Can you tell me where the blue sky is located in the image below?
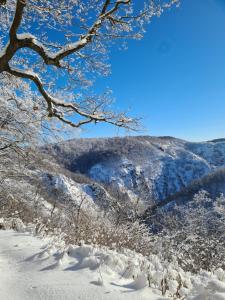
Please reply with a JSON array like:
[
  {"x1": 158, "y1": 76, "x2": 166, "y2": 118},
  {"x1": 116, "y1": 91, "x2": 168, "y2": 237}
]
[{"x1": 81, "y1": 0, "x2": 225, "y2": 141}]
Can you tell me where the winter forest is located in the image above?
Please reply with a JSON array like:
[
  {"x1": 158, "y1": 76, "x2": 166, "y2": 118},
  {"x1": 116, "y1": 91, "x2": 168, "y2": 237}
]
[{"x1": 1, "y1": 0, "x2": 225, "y2": 299}]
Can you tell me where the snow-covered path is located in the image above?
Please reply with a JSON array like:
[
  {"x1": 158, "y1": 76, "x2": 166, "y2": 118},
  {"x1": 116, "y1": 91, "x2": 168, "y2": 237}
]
[{"x1": 0, "y1": 230, "x2": 165, "y2": 300}]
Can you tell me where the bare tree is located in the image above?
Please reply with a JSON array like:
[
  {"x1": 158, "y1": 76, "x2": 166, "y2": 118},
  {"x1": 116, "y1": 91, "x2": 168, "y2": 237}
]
[{"x1": 0, "y1": 0, "x2": 178, "y2": 131}]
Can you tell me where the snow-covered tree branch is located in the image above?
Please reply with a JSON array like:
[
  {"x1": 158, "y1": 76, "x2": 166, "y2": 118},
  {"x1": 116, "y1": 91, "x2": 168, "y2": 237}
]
[{"x1": 0, "y1": 0, "x2": 178, "y2": 129}]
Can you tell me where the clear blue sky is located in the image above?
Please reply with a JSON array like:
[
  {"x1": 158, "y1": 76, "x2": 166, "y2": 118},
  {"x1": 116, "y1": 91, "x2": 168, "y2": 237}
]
[{"x1": 81, "y1": 0, "x2": 225, "y2": 142}]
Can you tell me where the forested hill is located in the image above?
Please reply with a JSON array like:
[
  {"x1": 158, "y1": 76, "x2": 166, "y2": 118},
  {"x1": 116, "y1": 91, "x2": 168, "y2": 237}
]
[{"x1": 43, "y1": 136, "x2": 225, "y2": 206}]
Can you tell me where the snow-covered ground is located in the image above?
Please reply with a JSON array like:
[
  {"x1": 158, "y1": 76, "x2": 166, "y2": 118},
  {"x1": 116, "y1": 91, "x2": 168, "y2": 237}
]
[
  {"x1": 0, "y1": 230, "x2": 165, "y2": 300},
  {"x1": 1, "y1": 229, "x2": 225, "y2": 300}
]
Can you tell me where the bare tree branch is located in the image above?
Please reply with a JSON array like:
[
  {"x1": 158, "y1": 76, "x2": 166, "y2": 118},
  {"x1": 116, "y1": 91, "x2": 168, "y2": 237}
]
[
  {"x1": 9, "y1": 0, "x2": 26, "y2": 40},
  {"x1": 0, "y1": 0, "x2": 178, "y2": 131},
  {"x1": 6, "y1": 65, "x2": 138, "y2": 129}
]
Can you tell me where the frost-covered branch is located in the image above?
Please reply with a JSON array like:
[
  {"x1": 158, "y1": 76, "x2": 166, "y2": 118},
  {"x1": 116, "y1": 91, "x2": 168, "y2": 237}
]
[
  {"x1": 0, "y1": 0, "x2": 179, "y2": 130},
  {"x1": 7, "y1": 65, "x2": 139, "y2": 129}
]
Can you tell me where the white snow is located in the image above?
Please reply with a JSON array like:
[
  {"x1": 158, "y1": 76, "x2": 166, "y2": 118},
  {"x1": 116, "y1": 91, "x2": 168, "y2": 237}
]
[
  {"x1": 47, "y1": 174, "x2": 98, "y2": 213},
  {"x1": 17, "y1": 33, "x2": 37, "y2": 40},
  {"x1": 1, "y1": 227, "x2": 225, "y2": 300},
  {"x1": 54, "y1": 38, "x2": 87, "y2": 57},
  {"x1": 0, "y1": 230, "x2": 165, "y2": 300},
  {"x1": 16, "y1": 33, "x2": 87, "y2": 60}
]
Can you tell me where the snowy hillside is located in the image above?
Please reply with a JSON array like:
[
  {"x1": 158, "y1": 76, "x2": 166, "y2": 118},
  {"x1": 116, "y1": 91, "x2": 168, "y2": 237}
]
[
  {"x1": 44, "y1": 136, "x2": 225, "y2": 206},
  {"x1": 2, "y1": 225, "x2": 225, "y2": 300},
  {"x1": 0, "y1": 230, "x2": 162, "y2": 300}
]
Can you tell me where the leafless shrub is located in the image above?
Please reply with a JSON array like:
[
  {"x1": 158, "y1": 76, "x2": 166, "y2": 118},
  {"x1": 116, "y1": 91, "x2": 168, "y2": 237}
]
[{"x1": 147, "y1": 191, "x2": 225, "y2": 272}]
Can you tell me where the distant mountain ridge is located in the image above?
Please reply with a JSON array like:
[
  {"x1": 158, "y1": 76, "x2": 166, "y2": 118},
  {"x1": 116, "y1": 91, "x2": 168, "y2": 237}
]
[{"x1": 43, "y1": 136, "x2": 225, "y2": 208}]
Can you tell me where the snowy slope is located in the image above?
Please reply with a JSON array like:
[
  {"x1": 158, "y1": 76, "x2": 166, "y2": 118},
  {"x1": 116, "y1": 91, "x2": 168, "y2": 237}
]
[
  {"x1": 0, "y1": 230, "x2": 167, "y2": 300},
  {"x1": 1, "y1": 229, "x2": 225, "y2": 300},
  {"x1": 41, "y1": 172, "x2": 119, "y2": 215}
]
